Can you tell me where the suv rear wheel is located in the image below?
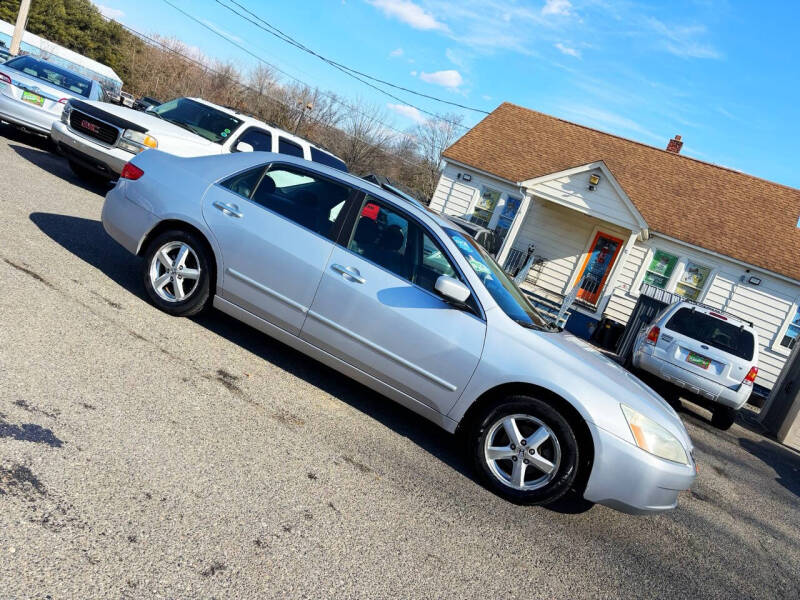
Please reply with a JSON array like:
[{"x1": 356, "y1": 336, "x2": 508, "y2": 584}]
[
  {"x1": 711, "y1": 405, "x2": 737, "y2": 430},
  {"x1": 468, "y1": 396, "x2": 580, "y2": 505}
]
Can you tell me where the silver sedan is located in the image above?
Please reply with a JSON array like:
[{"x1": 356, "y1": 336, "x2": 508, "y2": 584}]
[
  {"x1": 101, "y1": 150, "x2": 697, "y2": 513},
  {"x1": 0, "y1": 55, "x2": 104, "y2": 135}
]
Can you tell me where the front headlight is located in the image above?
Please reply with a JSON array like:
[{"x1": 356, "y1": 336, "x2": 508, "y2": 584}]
[
  {"x1": 121, "y1": 129, "x2": 158, "y2": 151},
  {"x1": 620, "y1": 404, "x2": 689, "y2": 465}
]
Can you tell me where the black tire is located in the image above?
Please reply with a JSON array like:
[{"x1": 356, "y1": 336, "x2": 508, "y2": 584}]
[
  {"x1": 141, "y1": 229, "x2": 212, "y2": 317},
  {"x1": 469, "y1": 396, "x2": 580, "y2": 505},
  {"x1": 711, "y1": 405, "x2": 737, "y2": 430}
]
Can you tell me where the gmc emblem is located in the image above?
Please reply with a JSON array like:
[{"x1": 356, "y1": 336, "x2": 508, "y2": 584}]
[{"x1": 80, "y1": 119, "x2": 100, "y2": 134}]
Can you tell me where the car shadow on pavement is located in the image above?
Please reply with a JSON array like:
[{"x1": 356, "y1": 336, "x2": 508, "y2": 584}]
[
  {"x1": 29, "y1": 212, "x2": 146, "y2": 303},
  {"x1": 2, "y1": 128, "x2": 111, "y2": 196},
  {"x1": 739, "y1": 437, "x2": 800, "y2": 498}
]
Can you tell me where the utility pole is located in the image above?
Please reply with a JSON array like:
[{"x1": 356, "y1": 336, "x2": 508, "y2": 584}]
[
  {"x1": 293, "y1": 100, "x2": 313, "y2": 135},
  {"x1": 10, "y1": 0, "x2": 32, "y2": 56}
]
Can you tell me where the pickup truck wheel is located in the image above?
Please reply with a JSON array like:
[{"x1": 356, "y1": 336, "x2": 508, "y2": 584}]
[
  {"x1": 469, "y1": 396, "x2": 579, "y2": 505},
  {"x1": 142, "y1": 230, "x2": 211, "y2": 317},
  {"x1": 711, "y1": 405, "x2": 737, "y2": 430}
]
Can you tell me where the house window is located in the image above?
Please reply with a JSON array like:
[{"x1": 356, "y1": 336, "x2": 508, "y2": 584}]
[
  {"x1": 675, "y1": 261, "x2": 711, "y2": 301},
  {"x1": 642, "y1": 250, "x2": 679, "y2": 289},
  {"x1": 780, "y1": 307, "x2": 800, "y2": 349},
  {"x1": 470, "y1": 187, "x2": 501, "y2": 228}
]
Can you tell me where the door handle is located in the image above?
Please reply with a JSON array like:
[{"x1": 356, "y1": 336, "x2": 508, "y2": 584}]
[
  {"x1": 212, "y1": 200, "x2": 243, "y2": 218},
  {"x1": 331, "y1": 263, "x2": 366, "y2": 284}
]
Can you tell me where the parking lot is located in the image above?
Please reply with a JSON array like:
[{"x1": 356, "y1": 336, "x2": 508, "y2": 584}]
[{"x1": 0, "y1": 126, "x2": 798, "y2": 599}]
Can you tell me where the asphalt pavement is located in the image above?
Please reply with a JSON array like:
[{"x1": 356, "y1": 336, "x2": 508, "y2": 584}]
[{"x1": 1, "y1": 125, "x2": 798, "y2": 599}]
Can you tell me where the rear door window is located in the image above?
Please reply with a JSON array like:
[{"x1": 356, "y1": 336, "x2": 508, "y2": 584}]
[
  {"x1": 278, "y1": 137, "x2": 304, "y2": 158},
  {"x1": 665, "y1": 308, "x2": 755, "y2": 360},
  {"x1": 250, "y1": 164, "x2": 355, "y2": 239},
  {"x1": 235, "y1": 127, "x2": 272, "y2": 152}
]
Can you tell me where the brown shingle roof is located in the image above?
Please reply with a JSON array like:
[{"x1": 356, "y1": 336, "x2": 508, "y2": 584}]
[{"x1": 444, "y1": 102, "x2": 800, "y2": 281}]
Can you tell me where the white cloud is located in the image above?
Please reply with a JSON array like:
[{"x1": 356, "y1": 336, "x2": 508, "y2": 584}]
[
  {"x1": 387, "y1": 103, "x2": 426, "y2": 124},
  {"x1": 93, "y1": 3, "x2": 124, "y2": 19},
  {"x1": 418, "y1": 69, "x2": 463, "y2": 89},
  {"x1": 200, "y1": 19, "x2": 245, "y2": 44},
  {"x1": 560, "y1": 104, "x2": 662, "y2": 144},
  {"x1": 554, "y1": 42, "x2": 580, "y2": 58},
  {"x1": 410, "y1": 70, "x2": 418, "y2": 76},
  {"x1": 389, "y1": 47, "x2": 404, "y2": 58},
  {"x1": 367, "y1": 0, "x2": 448, "y2": 31},
  {"x1": 645, "y1": 18, "x2": 721, "y2": 59},
  {"x1": 541, "y1": 0, "x2": 571, "y2": 16}
]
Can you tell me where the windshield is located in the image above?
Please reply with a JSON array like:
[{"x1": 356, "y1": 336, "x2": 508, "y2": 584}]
[
  {"x1": 5, "y1": 56, "x2": 92, "y2": 98},
  {"x1": 150, "y1": 98, "x2": 243, "y2": 144},
  {"x1": 446, "y1": 228, "x2": 551, "y2": 330}
]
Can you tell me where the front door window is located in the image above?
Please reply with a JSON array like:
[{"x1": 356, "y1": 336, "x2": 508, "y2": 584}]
[{"x1": 575, "y1": 232, "x2": 624, "y2": 306}]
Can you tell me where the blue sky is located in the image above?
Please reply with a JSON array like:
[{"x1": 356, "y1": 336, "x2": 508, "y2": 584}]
[{"x1": 94, "y1": 0, "x2": 800, "y2": 188}]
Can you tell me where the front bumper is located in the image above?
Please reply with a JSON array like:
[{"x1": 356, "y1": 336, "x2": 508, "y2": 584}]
[
  {"x1": 51, "y1": 120, "x2": 132, "y2": 177},
  {"x1": 634, "y1": 349, "x2": 749, "y2": 409},
  {"x1": 583, "y1": 421, "x2": 696, "y2": 514},
  {"x1": 0, "y1": 93, "x2": 59, "y2": 134}
]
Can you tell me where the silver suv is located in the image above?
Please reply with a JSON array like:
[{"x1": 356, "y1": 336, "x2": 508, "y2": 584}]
[{"x1": 632, "y1": 301, "x2": 758, "y2": 430}]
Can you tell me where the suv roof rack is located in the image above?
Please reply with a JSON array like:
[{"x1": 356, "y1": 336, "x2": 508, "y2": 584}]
[{"x1": 639, "y1": 283, "x2": 754, "y2": 327}]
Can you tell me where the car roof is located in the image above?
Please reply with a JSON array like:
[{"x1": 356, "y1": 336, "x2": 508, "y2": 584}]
[{"x1": 187, "y1": 97, "x2": 344, "y2": 162}]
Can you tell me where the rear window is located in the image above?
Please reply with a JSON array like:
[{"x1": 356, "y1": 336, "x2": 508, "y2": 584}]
[
  {"x1": 310, "y1": 147, "x2": 348, "y2": 171},
  {"x1": 666, "y1": 308, "x2": 755, "y2": 360},
  {"x1": 4, "y1": 55, "x2": 92, "y2": 97}
]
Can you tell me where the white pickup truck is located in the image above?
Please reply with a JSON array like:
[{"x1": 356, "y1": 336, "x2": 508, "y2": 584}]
[{"x1": 50, "y1": 96, "x2": 347, "y2": 181}]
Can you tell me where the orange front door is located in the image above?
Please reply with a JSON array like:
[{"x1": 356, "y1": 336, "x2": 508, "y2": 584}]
[{"x1": 575, "y1": 232, "x2": 624, "y2": 305}]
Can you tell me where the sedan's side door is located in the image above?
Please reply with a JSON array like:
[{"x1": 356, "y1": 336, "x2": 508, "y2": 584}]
[
  {"x1": 202, "y1": 162, "x2": 361, "y2": 335},
  {"x1": 300, "y1": 196, "x2": 486, "y2": 415}
]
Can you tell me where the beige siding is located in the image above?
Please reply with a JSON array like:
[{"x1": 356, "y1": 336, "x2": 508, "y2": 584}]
[
  {"x1": 527, "y1": 167, "x2": 641, "y2": 231},
  {"x1": 603, "y1": 244, "x2": 647, "y2": 323},
  {"x1": 429, "y1": 163, "x2": 520, "y2": 218}
]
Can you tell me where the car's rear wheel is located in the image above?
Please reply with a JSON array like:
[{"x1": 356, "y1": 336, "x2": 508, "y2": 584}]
[
  {"x1": 142, "y1": 229, "x2": 211, "y2": 317},
  {"x1": 469, "y1": 396, "x2": 580, "y2": 505},
  {"x1": 711, "y1": 405, "x2": 737, "y2": 430}
]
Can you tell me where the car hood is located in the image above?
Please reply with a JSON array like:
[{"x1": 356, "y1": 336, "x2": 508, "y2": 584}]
[
  {"x1": 538, "y1": 330, "x2": 692, "y2": 448},
  {"x1": 83, "y1": 102, "x2": 223, "y2": 155}
]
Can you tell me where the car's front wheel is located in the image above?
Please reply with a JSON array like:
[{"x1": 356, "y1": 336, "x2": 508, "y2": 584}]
[
  {"x1": 469, "y1": 396, "x2": 580, "y2": 505},
  {"x1": 142, "y1": 229, "x2": 211, "y2": 317}
]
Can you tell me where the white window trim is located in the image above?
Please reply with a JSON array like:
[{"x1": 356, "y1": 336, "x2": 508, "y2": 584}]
[
  {"x1": 630, "y1": 247, "x2": 717, "y2": 303},
  {"x1": 771, "y1": 296, "x2": 800, "y2": 356}
]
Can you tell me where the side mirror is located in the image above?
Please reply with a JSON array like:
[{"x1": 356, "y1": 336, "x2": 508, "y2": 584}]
[
  {"x1": 435, "y1": 275, "x2": 471, "y2": 304},
  {"x1": 234, "y1": 141, "x2": 254, "y2": 153}
]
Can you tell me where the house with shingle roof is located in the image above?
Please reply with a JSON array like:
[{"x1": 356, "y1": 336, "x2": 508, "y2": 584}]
[{"x1": 429, "y1": 102, "x2": 800, "y2": 410}]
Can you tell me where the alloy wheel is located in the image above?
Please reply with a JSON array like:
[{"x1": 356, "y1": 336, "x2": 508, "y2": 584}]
[
  {"x1": 148, "y1": 241, "x2": 202, "y2": 303},
  {"x1": 483, "y1": 414, "x2": 561, "y2": 491}
]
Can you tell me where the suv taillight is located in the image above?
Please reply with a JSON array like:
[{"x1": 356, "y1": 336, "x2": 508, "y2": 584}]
[
  {"x1": 120, "y1": 162, "x2": 144, "y2": 180},
  {"x1": 0, "y1": 71, "x2": 11, "y2": 85},
  {"x1": 645, "y1": 326, "x2": 660, "y2": 345},
  {"x1": 743, "y1": 366, "x2": 758, "y2": 386}
]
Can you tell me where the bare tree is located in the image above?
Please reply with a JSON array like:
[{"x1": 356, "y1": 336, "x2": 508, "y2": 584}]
[
  {"x1": 415, "y1": 113, "x2": 464, "y2": 200},
  {"x1": 330, "y1": 101, "x2": 395, "y2": 175}
]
